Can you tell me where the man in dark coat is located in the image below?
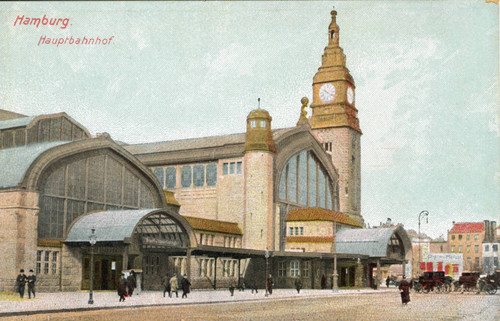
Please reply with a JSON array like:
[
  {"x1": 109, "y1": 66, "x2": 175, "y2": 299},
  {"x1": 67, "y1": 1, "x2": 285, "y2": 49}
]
[
  {"x1": 321, "y1": 274, "x2": 327, "y2": 289},
  {"x1": 27, "y1": 269, "x2": 36, "y2": 299},
  {"x1": 386, "y1": 276, "x2": 391, "y2": 288},
  {"x1": 16, "y1": 269, "x2": 27, "y2": 299},
  {"x1": 398, "y1": 277, "x2": 412, "y2": 305},
  {"x1": 266, "y1": 274, "x2": 274, "y2": 295},
  {"x1": 118, "y1": 274, "x2": 128, "y2": 302},
  {"x1": 295, "y1": 277, "x2": 302, "y2": 294},
  {"x1": 127, "y1": 270, "x2": 136, "y2": 296},
  {"x1": 180, "y1": 274, "x2": 191, "y2": 298}
]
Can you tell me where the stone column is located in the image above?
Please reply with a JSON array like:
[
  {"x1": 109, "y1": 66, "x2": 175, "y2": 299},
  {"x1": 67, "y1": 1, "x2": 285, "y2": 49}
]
[
  {"x1": 355, "y1": 259, "x2": 363, "y2": 288},
  {"x1": 122, "y1": 245, "x2": 129, "y2": 271},
  {"x1": 332, "y1": 255, "x2": 338, "y2": 290},
  {"x1": 186, "y1": 249, "x2": 192, "y2": 280},
  {"x1": 376, "y1": 259, "x2": 381, "y2": 290}
]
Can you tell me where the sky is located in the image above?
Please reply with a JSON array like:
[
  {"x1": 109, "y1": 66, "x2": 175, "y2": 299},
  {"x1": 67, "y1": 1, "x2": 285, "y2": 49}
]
[{"x1": 0, "y1": 1, "x2": 498, "y2": 239}]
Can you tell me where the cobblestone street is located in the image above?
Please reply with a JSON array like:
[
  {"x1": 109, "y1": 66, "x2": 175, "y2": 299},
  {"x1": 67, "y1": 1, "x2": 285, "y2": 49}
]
[{"x1": 1, "y1": 289, "x2": 498, "y2": 320}]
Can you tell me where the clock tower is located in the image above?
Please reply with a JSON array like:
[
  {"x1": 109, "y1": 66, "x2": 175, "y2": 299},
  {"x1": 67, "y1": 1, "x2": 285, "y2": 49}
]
[{"x1": 310, "y1": 9, "x2": 362, "y2": 223}]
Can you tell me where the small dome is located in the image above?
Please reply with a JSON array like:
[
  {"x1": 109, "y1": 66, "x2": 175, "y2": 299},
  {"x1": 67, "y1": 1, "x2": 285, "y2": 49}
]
[
  {"x1": 244, "y1": 108, "x2": 276, "y2": 154},
  {"x1": 247, "y1": 108, "x2": 272, "y2": 120}
]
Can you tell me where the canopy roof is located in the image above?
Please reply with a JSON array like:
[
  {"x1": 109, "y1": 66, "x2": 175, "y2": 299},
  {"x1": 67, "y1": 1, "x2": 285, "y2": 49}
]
[
  {"x1": 0, "y1": 141, "x2": 68, "y2": 188},
  {"x1": 66, "y1": 209, "x2": 196, "y2": 247},
  {"x1": 335, "y1": 226, "x2": 411, "y2": 258}
]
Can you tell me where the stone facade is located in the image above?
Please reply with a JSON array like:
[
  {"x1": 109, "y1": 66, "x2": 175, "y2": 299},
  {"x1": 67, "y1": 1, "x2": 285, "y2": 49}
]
[
  {"x1": 311, "y1": 127, "x2": 361, "y2": 222},
  {"x1": 0, "y1": 190, "x2": 38, "y2": 291},
  {"x1": 243, "y1": 151, "x2": 274, "y2": 250}
]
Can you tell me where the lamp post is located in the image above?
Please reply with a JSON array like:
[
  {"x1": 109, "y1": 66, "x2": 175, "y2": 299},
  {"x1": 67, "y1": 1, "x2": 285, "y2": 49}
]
[
  {"x1": 418, "y1": 211, "x2": 429, "y2": 274},
  {"x1": 88, "y1": 228, "x2": 96, "y2": 305},
  {"x1": 265, "y1": 248, "x2": 269, "y2": 297}
]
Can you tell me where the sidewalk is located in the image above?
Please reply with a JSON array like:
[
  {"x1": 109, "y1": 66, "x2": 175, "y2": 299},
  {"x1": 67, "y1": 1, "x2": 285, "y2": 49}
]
[{"x1": 0, "y1": 287, "x2": 393, "y2": 316}]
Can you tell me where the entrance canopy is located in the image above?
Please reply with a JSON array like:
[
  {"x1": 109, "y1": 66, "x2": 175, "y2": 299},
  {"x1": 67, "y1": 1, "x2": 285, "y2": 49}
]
[
  {"x1": 66, "y1": 208, "x2": 196, "y2": 248},
  {"x1": 335, "y1": 226, "x2": 411, "y2": 260}
]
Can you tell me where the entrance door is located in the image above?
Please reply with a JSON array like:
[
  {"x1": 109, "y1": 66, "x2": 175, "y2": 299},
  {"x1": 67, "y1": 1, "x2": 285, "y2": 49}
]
[
  {"x1": 82, "y1": 255, "x2": 122, "y2": 290},
  {"x1": 142, "y1": 253, "x2": 169, "y2": 290}
]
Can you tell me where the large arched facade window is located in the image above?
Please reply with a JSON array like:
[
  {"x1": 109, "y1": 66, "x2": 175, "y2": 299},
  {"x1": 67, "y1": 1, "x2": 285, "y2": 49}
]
[
  {"x1": 38, "y1": 150, "x2": 160, "y2": 240},
  {"x1": 278, "y1": 150, "x2": 338, "y2": 211}
]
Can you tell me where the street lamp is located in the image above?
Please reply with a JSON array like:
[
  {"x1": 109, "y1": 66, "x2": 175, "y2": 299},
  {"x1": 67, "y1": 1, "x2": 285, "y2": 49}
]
[
  {"x1": 88, "y1": 228, "x2": 96, "y2": 305},
  {"x1": 265, "y1": 248, "x2": 269, "y2": 297},
  {"x1": 418, "y1": 211, "x2": 429, "y2": 273}
]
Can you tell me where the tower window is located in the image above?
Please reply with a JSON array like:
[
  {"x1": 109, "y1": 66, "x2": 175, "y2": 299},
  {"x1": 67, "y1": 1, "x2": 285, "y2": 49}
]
[
  {"x1": 260, "y1": 120, "x2": 266, "y2": 128},
  {"x1": 330, "y1": 30, "x2": 335, "y2": 39},
  {"x1": 250, "y1": 120, "x2": 256, "y2": 128}
]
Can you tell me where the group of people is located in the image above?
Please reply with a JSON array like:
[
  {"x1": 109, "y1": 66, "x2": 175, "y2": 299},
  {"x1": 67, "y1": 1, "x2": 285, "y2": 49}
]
[
  {"x1": 162, "y1": 274, "x2": 191, "y2": 299},
  {"x1": 117, "y1": 270, "x2": 137, "y2": 302},
  {"x1": 15, "y1": 269, "x2": 37, "y2": 299}
]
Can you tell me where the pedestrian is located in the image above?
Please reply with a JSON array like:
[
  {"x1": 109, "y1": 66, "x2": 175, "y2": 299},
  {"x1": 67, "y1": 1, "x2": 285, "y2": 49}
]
[
  {"x1": 266, "y1": 274, "x2": 274, "y2": 295},
  {"x1": 180, "y1": 274, "x2": 191, "y2": 298},
  {"x1": 238, "y1": 278, "x2": 245, "y2": 292},
  {"x1": 386, "y1": 275, "x2": 391, "y2": 288},
  {"x1": 229, "y1": 278, "x2": 236, "y2": 296},
  {"x1": 321, "y1": 274, "x2": 326, "y2": 289},
  {"x1": 247, "y1": 278, "x2": 258, "y2": 294},
  {"x1": 118, "y1": 273, "x2": 128, "y2": 302},
  {"x1": 163, "y1": 274, "x2": 171, "y2": 298},
  {"x1": 398, "y1": 276, "x2": 411, "y2": 305},
  {"x1": 127, "y1": 270, "x2": 136, "y2": 296},
  {"x1": 27, "y1": 269, "x2": 36, "y2": 299},
  {"x1": 15, "y1": 269, "x2": 27, "y2": 299},
  {"x1": 170, "y1": 274, "x2": 179, "y2": 298},
  {"x1": 295, "y1": 277, "x2": 302, "y2": 294}
]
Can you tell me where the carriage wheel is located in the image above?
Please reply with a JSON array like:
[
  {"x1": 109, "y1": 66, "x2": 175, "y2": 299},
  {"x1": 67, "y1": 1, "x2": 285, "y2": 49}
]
[
  {"x1": 423, "y1": 286, "x2": 430, "y2": 294},
  {"x1": 443, "y1": 284, "x2": 450, "y2": 293},
  {"x1": 435, "y1": 285, "x2": 442, "y2": 293},
  {"x1": 485, "y1": 285, "x2": 497, "y2": 295}
]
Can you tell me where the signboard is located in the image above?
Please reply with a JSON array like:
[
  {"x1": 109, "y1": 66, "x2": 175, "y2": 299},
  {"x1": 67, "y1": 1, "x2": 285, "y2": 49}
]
[{"x1": 425, "y1": 253, "x2": 463, "y2": 279}]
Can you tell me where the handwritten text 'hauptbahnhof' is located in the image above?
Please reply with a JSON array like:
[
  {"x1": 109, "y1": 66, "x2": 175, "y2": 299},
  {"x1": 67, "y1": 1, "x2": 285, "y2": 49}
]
[{"x1": 14, "y1": 15, "x2": 114, "y2": 46}]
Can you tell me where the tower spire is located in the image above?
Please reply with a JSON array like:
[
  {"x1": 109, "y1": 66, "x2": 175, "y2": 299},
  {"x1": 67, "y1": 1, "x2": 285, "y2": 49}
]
[{"x1": 309, "y1": 8, "x2": 360, "y2": 133}]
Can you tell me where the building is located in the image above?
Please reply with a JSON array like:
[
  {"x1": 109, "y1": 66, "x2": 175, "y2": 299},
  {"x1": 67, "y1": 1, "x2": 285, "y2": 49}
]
[
  {"x1": 448, "y1": 221, "x2": 488, "y2": 272},
  {"x1": 482, "y1": 220, "x2": 498, "y2": 274},
  {"x1": 0, "y1": 9, "x2": 411, "y2": 293}
]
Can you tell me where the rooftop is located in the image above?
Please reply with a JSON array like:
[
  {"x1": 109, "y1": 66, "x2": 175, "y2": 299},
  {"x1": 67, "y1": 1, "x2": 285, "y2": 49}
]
[
  {"x1": 449, "y1": 222, "x2": 484, "y2": 234},
  {"x1": 183, "y1": 216, "x2": 243, "y2": 235},
  {"x1": 124, "y1": 127, "x2": 295, "y2": 155},
  {"x1": 286, "y1": 208, "x2": 362, "y2": 227}
]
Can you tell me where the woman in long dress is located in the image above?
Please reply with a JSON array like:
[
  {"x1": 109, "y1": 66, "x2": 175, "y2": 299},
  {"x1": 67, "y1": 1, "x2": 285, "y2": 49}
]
[{"x1": 398, "y1": 277, "x2": 412, "y2": 305}]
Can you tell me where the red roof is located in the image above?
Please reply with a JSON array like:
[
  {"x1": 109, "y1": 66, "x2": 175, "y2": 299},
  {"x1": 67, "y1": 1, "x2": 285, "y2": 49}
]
[{"x1": 449, "y1": 222, "x2": 484, "y2": 234}]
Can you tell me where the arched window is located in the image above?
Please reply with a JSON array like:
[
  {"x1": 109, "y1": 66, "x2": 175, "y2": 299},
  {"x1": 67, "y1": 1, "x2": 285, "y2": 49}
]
[
  {"x1": 278, "y1": 150, "x2": 337, "y2": 210},
  {"x1": 38, "y1": 151, "x2": 158, "y2": 239}
]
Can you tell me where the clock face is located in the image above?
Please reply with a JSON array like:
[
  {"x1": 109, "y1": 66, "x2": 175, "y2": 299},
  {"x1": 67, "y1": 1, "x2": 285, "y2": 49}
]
[
  {"x1": 347, "y1": 87, "x2": 354, "y2": 104},
  {"x1": 319, "y1": 83, "x2": 335, "y2": 102}
]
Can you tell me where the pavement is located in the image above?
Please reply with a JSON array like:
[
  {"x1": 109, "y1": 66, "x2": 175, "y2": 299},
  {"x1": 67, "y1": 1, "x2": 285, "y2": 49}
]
[{"x1": 0, "y1": 287, "x2": 393, "y2": 317}]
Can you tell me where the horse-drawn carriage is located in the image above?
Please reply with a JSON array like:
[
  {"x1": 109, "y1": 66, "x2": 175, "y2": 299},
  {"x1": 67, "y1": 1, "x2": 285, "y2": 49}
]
[
  {"x1": 453, "y1": 272, "x2": 480, "y2": 293},
  {"x1": 453, "y1": 272, "x2": 497, "y2": 295},
  {"x1": 413, "y1": 271, "x2": 452, "y2": 293},
  {"x1": 477, "y1": 272, "x2": 499, "y2": 295}
]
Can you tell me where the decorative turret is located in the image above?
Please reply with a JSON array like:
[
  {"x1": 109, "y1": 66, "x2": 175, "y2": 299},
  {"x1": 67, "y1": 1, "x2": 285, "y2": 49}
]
[
  {"x1": 244, "y1": 107, "x2": 276, "y2": 153},
  {"x1": 296, "y1": 97, "x2": 310, "y2": 126}
]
